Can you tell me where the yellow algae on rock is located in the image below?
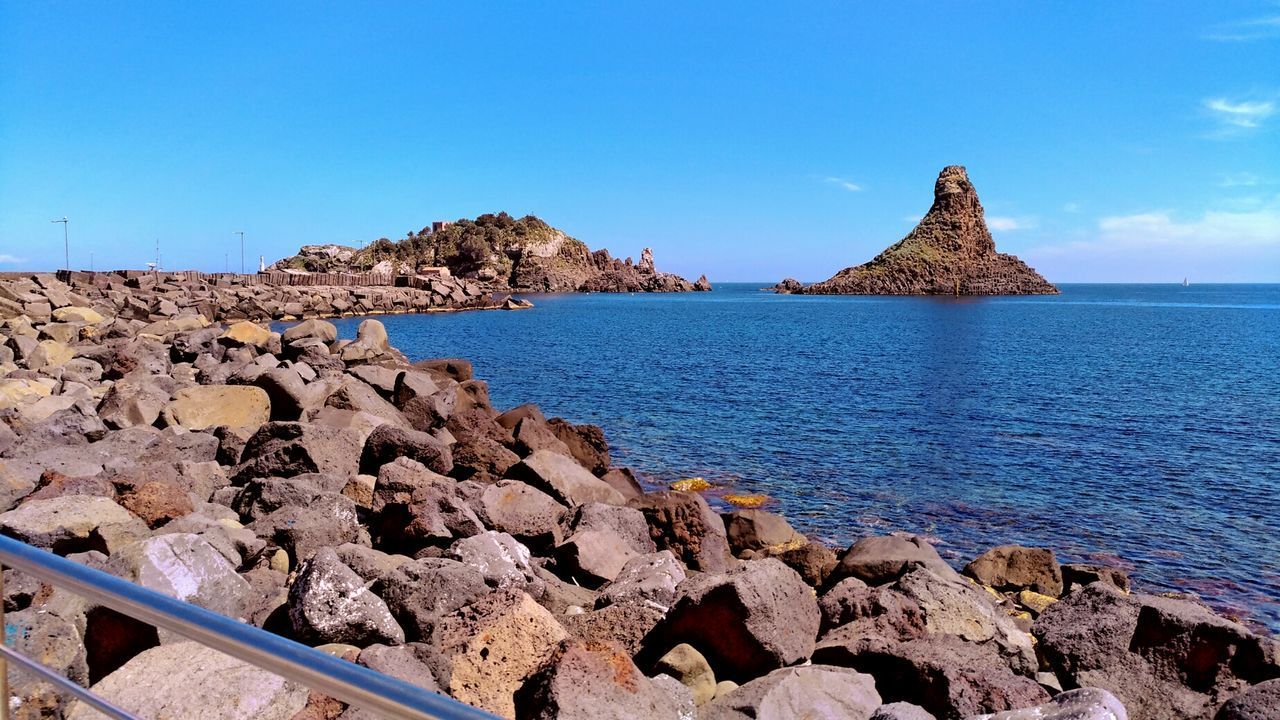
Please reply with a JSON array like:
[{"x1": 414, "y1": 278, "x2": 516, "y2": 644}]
[
  {"x1": 1018, "y1": 590, "x2": 1058, "y2": 615},
  {"x1": 723, "y1": 493, "x2": 769, "y2": 508},
  {"x1": 671, "y1": 477, "x2": 711, "y2": 492}
]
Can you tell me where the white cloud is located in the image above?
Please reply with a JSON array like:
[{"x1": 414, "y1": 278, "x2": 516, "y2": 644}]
[
  {"x1": 824, "y1": 177, "x2": 862, "y2": 192},
  {"x1": 987, "y1": 216, "x2": 1036, "y2": 231},
  {"x1": 1063, "y1": 202, "x2": 1081, "y2": 213},
  {"x1": 1204, "y1": 14, "x2": 1280, "y2": 42},
  {"x1": 1218, "y1": 172, "x2": 1268, "y2": 188},
  {"x1": 0, "y1": 254, "x2": 25, "y2": 264},
  {"x1": 1021, "y1": 201, "x2": 1280, "y2": 281},
  {"x1": 1204, "y1": 97, "x2": 1276, "y2": 129}
]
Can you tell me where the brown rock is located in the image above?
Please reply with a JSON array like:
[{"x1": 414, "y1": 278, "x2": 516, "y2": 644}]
[
  {"x1": 963, "y1": 545, "x2": 1064, "y2": 597},
  {"x1": 801, "y1": 166, "x2": 1057, "y2": 296},
  {"x1": 117, "y1": 481, "x2": 194, "y2": 528}
]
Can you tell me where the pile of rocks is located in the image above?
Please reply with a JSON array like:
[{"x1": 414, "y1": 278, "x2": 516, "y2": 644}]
[
  {"x1": 0, "y1": 271, "x2": 527, "y2": 327},
  {"x1": 0, "y1": 276, "x2": 1276, "y2": 719}
]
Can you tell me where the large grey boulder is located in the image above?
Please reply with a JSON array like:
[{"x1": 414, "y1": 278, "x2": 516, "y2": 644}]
[
  {"x1": 506, "y1": 450, "x2": 625, "y2": 507},
  {"x1": 0, "y1": 495, "x2": 148, "y2": 555},
  {"x1": 288, "y1": 547, "x2": 404, "y2": 647},
  {"x1": 1034, "y1": 583, "x2": 1280, "y2": 720},
  {"x1": 831, "y1": 535, "x2": 962, "y2": 586},
  {"x1": 700, "y1": 665, "x2": 882, "y2": 720},
  {"x1": 235, "y1": 421, "x2": 363, "y2": 481},
  {"x1": 644, "y1": 558, "x2": 820, "y2": 683},
  {"x1": 892, "y1": 567, "x2": 1037, "y2": 676},
  {"x1": 596, "y1": 550, "x2": 687, "y2": 610},
  {"x1": 475, "y1": 479, "x2": 567, "y2": 549},
  {"x1": 554, "y1": 529, "x2": 640, "y2": 588},
  {"x1": 448, "y1": 531, "x2": 543, "y2": 596},
  {"x1": 361, "y1": 424, "x2": 453, "y2": 475},
  {"x1": 828, "y1": 634, "x2": 1049, "y2": 720},
  {"x1": 66, "y1": 642, "x2": 309, "y2": 720},
  {"x1": 109, "y1": 534, "x2": 253, "y2": 624},
  {"x1": 377, "y1": 558, "x2": 489, "y2": 641},
  {"x1": 970, "y1": 688, "x2": 1128, "y2": 719}
]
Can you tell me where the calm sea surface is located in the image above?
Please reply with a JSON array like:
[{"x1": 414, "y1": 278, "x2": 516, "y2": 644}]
[{"x1": 325, "y1": 284, "x2": 1280, "y2": 629}]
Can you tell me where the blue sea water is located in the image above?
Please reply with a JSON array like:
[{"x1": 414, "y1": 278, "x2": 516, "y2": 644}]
[{"x1": 325, "y1": 283, "x2": 1280, "y2": 629}]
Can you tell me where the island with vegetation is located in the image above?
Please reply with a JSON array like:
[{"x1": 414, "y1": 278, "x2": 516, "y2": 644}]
[{"x1": 269, "y1": 212, "x2": 711, "y2": 294}]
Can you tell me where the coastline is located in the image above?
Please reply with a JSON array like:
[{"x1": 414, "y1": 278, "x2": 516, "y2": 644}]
[{"x1": 1, "y1": 272, "x2": 1278, "y2": 719}]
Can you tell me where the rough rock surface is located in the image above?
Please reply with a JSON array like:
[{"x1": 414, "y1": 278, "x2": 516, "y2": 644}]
[
  {"x1": 67, "y1": 642, "x2": 309, "y2": 720},
  {"x1": 700, "y1": 665, "x2": 882, "y2": 720},
  {"x1": 797, "y1": 167, "x2": 1057, "y2": 295},
  {"x1": 971, "y1": 688, "x2": 1128, "y2": 719},
  {"x1": 644, "y1": 558, "x2": 820, "y2": 683}
]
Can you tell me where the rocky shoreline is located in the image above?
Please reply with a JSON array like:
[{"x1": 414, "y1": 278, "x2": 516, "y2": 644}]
[{"x1": 0, "y1": 273, "x2": 1277, "y2": 720}]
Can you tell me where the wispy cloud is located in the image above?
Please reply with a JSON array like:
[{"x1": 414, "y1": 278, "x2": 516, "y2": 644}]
[
  {"x1": 1041, "y1": 204, "x2": 1280, "y2": 254},
  {"x1": 0, "y1": 254, "x2": 25, "y2": 264},
  {"x1": 1204, "y1": 97, "x2": 1276, "y2": 130},
  {"x1": 1204, "y1": 14, "x2": 1280, "y2": 42},
  {"x1": 1218, "y1": 172, "x2": 1269, "y2": 188},
  {"x1": 986, "y1": 216, "x2": 1036, "y2": 232},
  {"x1": 1062, "y1": 202, "x2": 1081, "y2": 213},
  {"x1": 823, "y1": 177, "x2": 862, "y2": 192}
]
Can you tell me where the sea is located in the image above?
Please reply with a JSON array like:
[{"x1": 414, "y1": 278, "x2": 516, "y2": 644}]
[{"x1": 322, "y1": 283, "x2": 1280, "y2": 630}]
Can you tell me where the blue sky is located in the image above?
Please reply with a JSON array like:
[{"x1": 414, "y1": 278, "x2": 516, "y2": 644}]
[{"x1": 2, "y1": 2, "x2": 1278, "y2": 282}]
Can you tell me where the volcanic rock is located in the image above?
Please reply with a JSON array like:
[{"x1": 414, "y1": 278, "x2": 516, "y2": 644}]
[{"x1": 799, "y1": 167, "x2": 1057, "y2": 295}]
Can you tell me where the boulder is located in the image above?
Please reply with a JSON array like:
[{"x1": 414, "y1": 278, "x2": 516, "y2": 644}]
[
  {"x1": 361, "y1": 424, "x2": 453, "y2": 476},
  {"x1": 892, "y1": 567, "x2": 1037, "y2": 675},
  {"x1": 971, "y1": 688, "x2": 1128, "y2": 719},
  {"x1": 872, "y1": 703, "x2": 937, "y2": 720},
  {"x1": 554, "y1": 530, "x2": 640, "y2": 588},
  {"x1": 96, "y1": 375, "x2": 172, "y2": 429},
  {"x1": 629, "y1": 491, "x2": 731, "y2": 573},
  {"x1": 431, "y1": 589, "x2": 568, "y2": 718},
  {"x1": 545, "y1": 419, "x2": 610, "y2": 475},
  {"x1": 282, "y1": 319, "x2": 337, "y2": 344},
  {"x1": 163, "y1": 385, "x2": 271, "y2": 431},
  {"x1": 645, "y1": 558, "x2": 820, "y2": 683},
  {"x1": 724, "y1": 508, "x2": 805, "y2": 554},
  {"x1": 1062, "y1": 563, "x2": 1131, "y2": 594},
  {"x1": 475, "y1": 479, "x2": 567, "y2": 549},
  {"x1": 831, "y1": 634, "x2": 1049, "y2": 720},
  {"x1": 1033, "y1": 582, "x2": 1279, "y2": 720},
  {"x1": 0, "y1": 495, "x2": 148, "y2": 555},
  {"x1": 700, "y1": 665, "x2": 882, "y2": 720},
  {"x1": 117, "y1": 480, "x2": 195, "y2": 528},
  {"x1": 596, "y1": 550, "x2": 687, "y2": 610},
  {"x1": 568, "y1": 502, "x2": 656, "y2": 556},
  {"x1": 5, "y1": 607, "x2": 89, "y2": 718},
  {"x1": 288, "y1": 547, "x2": 405, "y2": 646},
  {"x1": 219, "y1": 321, "x2": 274, "y2": 349},
  {"x1": 654, "y1": 643, "x2": 716, "y2": 706},
  {"x1": 963, "y1": 545, "x2": 1063, "y2": 597},
  {"x1": 448, "y1": 531, "x2": 542, "y2": 595},
  {"x1": 338, "y1": 319, "x2": 391, "y2": 362},
  {"x1": 248, "y1": 495, "x2": 364, "y2": 563},
  {"x1": 506, "y1": 450, "x2": 625, "y2": 507},
  {"x1": 560, "y1": 602, "x2": 665, "y2": 657},
  {"x1": 819, "y1": 577, "x2": 927, "y2": 638},
  {"x1": 236, "y1": 422, "x2": 363, "y2": 481},
  {"x1": 1217, "y1": 679, "x2": 1280, "y2": 719},
  {"x1": 831, "y1": 535, "x2": 962, "y2": 586},
  {"x1": 515, "y1": 641, "x2": 692, "y2": 720},
  {"x1": 769, "y1": 541, "x2": 839, "y2": 587},
  {"x1": 377, "y1": 558, "x2": 489, "y2": 641},
  {"x1": 66, "y1": 642, "x2": 308, "y2": 720},
  {"x1": 108, "y1": 533, "x2": 253, "y2": 623}
]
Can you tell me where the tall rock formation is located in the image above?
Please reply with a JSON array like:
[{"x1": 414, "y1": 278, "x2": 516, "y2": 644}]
[{"x1": 798, "y1": 166, "x2": 1057, "y2": 295}]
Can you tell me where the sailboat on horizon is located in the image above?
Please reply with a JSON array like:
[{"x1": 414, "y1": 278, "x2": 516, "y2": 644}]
[{"x1": 1182, "y1": 277, "x2": 1189, "y2": 287}]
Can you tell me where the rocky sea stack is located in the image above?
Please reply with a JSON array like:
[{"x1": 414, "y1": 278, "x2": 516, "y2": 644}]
[
  {"x1": 270, "y1": 212, "x2": 709, "y2": 294},
  {"x1": 790, "y1": 166, "x2": 1057, "y2": 296}
]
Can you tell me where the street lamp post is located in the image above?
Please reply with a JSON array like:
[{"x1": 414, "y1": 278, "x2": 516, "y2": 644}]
[
  {"x1": 233, "y1": 231, "x2": 245, "y2": 274},
  {"x1": 51, "y1": 217, "x2": 68, "y2": 270}
]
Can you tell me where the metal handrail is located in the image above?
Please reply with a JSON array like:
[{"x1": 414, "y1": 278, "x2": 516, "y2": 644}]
[{"x1": 0, "y1": 535, "x2": 499, "y2": 720}]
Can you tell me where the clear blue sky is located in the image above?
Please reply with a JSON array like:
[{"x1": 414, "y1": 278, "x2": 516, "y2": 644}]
[{"x1": 2, "y1": 2, "x2": 1278, "y2": 281}]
